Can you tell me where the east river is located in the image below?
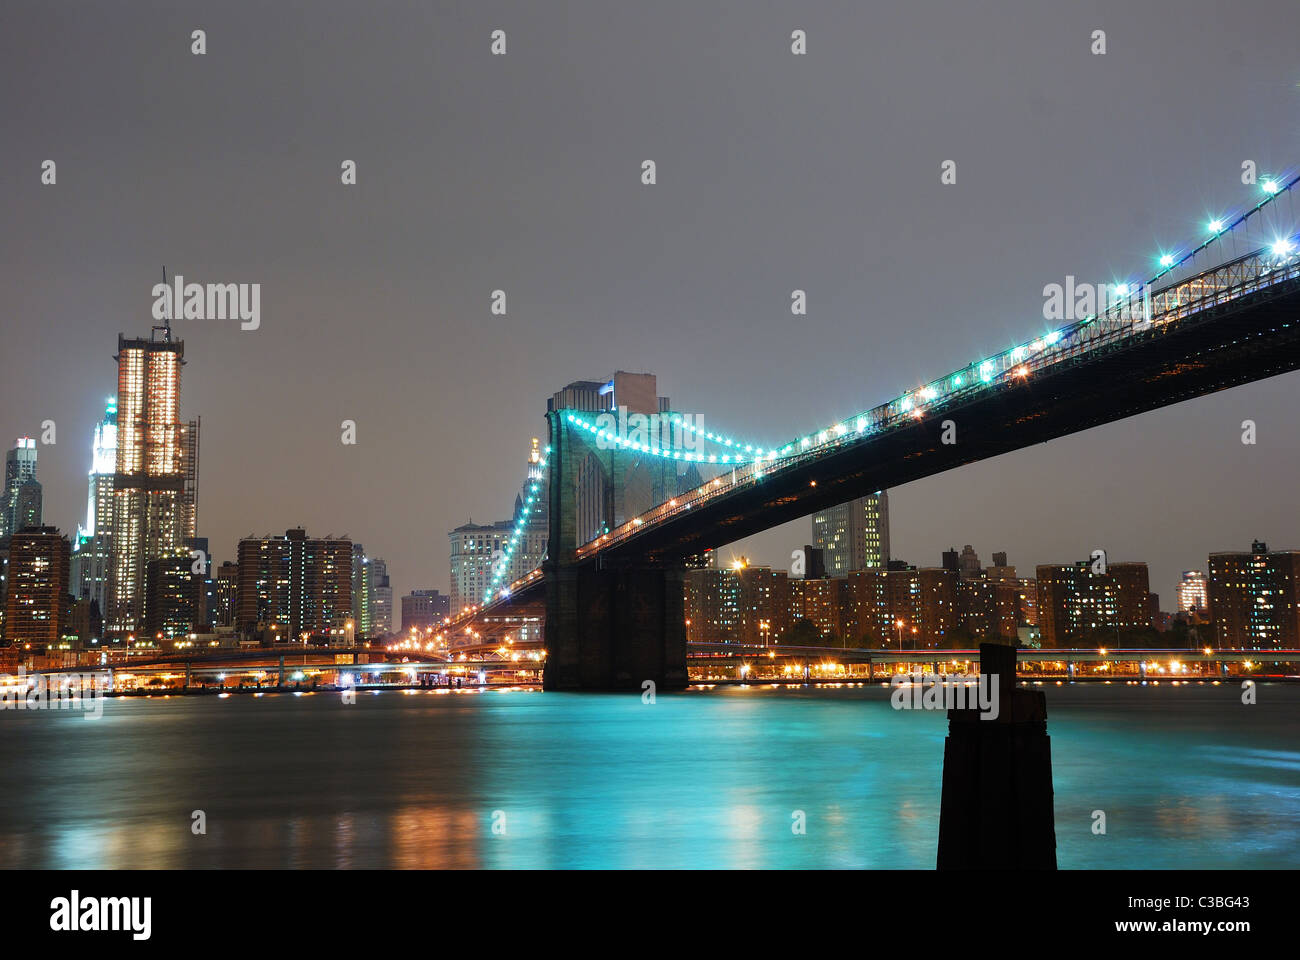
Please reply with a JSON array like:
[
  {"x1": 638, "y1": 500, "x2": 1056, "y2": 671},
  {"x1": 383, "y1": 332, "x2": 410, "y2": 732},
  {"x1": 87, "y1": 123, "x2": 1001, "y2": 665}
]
[{"x1": 1, "y1": 682, "x2": 1296, "y2": 868}]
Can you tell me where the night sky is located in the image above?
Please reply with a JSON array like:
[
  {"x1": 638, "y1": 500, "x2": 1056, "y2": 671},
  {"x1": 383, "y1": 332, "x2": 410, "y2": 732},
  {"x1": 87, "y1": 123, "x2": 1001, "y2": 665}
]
[{"x1": 3, "y1": 1, "x2": 1299, "y2": 608}]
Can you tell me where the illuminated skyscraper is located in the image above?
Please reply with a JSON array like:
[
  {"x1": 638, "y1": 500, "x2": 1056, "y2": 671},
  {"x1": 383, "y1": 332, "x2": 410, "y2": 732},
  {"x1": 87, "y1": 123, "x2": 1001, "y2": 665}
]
[
  {"x1": 107, "y1": 326, "x2": 198, "y2": 637},
  {"x1": 0, "y1": 438, "x2": 42, "y2": 541},
  {"x1": 70, "y1": 399, "x2": 118, "y2": 618},
  {"x1": 1177, "y1": 570, "x2": 1208, "y2": 613},
  {"x1": 811, "y1": 491, "x2": 890, "y2": 577}
]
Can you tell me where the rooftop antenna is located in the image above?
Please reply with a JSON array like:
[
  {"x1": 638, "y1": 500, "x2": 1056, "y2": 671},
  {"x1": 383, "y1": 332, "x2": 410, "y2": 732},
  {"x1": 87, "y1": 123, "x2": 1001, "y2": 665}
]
[{"x1": 153, "y1": 265, "x2": 173, "y2": 342}]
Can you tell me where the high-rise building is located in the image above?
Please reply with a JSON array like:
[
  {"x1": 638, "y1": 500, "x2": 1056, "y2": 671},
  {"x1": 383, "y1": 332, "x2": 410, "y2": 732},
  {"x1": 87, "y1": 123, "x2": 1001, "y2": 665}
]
[
  {"x1": 236, "y1": 529, "x2": 352, "y2": 640},
  {"x1": 70, "y1": 399, "x2": 118, "y2": 618},
  {"x1": 449, "y1": 519, "x2": 512, "y2": 615},
  {"x1": 1207, "y1": 542, "x2": 1300, "y2": 650},
  {"x1": 211, "y1": 561, "x2": 239, "y2": 628},
  {"x1": 1177, "y1": 570, "x2": 1209, "y2": 613},
  {"x1": 107, "y1": 326, "x2": 198, "y2": 637},
  {"x1": 1, "y1": 438, "x2": 42, "y2": 541},
  {"x1": 811, "y1": 492, "x2": 890, "y2": 576},
  {"x1": 401, "y1": 590, "x2": 451, "y2": 631},
  {"x1": 2, "y1": 526, "x2": 70, "y2": 646},
  {"x1": 368, "y1": 557, "x2": 393, "y2": 636},
  {"x1": 918, "y1": 567, "x2": 959, "y2": 646},
  {"x1": 144, "y1": 551, "x2": 203, "y2": 642},
  {"x1": 789, "y1": 576, "x2": 841, "y2": 641},
  {"x1": 351, "y1": 543, "x2": 370, "y2": 635},
  {"x1": 684, "y1": 564, "x2": 736, "y2": 642},
  {"x1": 1035, "y1": 561, "x2": 1152, "y2": 647}
]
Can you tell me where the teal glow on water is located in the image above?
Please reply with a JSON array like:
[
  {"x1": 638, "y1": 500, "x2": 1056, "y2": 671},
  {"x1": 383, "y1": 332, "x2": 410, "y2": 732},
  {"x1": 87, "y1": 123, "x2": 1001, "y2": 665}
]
[{"x1": 1, "y1": 683, "x2": 1296, "y2": 868}]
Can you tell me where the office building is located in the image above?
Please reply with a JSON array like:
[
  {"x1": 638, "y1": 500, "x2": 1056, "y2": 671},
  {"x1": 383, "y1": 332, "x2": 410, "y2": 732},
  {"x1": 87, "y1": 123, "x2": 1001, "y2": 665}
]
[
  {"x1": 401, "y1": 590, "x2": 451, "y2": 632},
  {"x1": 368, "y1": 557, "x2": 392, "y2": 636},
  {"x1": 107, "y1": 325, "x2": 199, "y2": 637},
  {"x1": 1177, "y1": 570, "x2": 1209, "y2": 613},
  {"x1": 144, "y1": 551, "x2": 203, "y2": 642},
  {"x1": 811, "y1": 491, "x2": 890, "y2": 577},
  {"x1": 1, "y1": 438, "x2": 42, "y2": 541},
  {"x1": 70, "y1": 399, "x2": 118, "y2": 618}
]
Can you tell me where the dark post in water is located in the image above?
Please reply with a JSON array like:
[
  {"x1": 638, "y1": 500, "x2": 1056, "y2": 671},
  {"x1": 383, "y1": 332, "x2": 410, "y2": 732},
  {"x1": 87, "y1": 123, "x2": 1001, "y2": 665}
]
[{"x1": 937, "y1": 642, "x2": 1057, "y2": 869}]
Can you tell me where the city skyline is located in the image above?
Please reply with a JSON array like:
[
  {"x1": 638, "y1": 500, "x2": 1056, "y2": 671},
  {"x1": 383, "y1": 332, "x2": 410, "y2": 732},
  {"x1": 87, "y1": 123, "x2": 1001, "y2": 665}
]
[
  {"x1": 4, "y1": 2, "x2": 1300, "y2": 615},
  {"x1": 6, "y1": 316, "x2": 1300, "y2": 619}
]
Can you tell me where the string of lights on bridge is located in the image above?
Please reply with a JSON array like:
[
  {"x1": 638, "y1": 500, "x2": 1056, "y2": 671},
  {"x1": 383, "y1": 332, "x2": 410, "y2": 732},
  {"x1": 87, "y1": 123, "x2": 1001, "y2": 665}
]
[
  {"x1": 563, "y1": 412, "x2": 781, "y2": 465},
  {"x1": 577, "y1": 173, "x2": 1299, "y2": 470},
  {"x1": 482, "y1": 448, "x2": 551, "y2": 604},
  {"x1": 774, "y1": 172, "x2": 1300, "y2": 458}
]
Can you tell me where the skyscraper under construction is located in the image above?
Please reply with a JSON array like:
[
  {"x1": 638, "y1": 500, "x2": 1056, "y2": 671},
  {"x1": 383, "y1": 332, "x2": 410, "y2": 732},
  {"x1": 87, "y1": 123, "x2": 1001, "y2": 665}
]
[{"x1": 106, "y1": 321, "x2": 198, "y2": 639}]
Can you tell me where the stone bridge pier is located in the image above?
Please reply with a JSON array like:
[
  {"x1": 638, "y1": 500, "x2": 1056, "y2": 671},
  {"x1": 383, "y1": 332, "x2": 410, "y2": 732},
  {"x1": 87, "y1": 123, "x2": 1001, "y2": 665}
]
[
  {"x1": 543, "y1": 408, "x2": 689, "y2": 692},
  {"x1": 542, "y1": 561, "x2": 688, "y2": 691}
]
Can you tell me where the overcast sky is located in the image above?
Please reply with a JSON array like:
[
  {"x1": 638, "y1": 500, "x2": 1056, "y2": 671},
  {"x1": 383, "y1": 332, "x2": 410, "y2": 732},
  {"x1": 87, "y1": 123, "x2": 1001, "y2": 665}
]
[{"x1": 3, "y1": 0, "x2": 1299, "y2": 607}]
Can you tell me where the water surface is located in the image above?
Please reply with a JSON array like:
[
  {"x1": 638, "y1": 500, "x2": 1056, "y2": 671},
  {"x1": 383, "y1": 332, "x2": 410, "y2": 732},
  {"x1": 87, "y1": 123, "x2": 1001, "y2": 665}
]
[{"x1": 1, "y1": 682, "x2": 1295, "y2": 868}]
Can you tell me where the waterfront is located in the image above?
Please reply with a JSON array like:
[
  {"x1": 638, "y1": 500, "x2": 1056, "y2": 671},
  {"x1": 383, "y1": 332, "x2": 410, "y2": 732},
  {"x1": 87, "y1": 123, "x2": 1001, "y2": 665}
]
[{"x1": 1, "y1": 683, "x2": 1296, "y2": 869}]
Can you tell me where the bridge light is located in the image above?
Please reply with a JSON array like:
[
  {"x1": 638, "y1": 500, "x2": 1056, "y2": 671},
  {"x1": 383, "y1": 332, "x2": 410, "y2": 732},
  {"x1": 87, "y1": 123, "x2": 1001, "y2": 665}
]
[
  {"x1": 1263, "y1": 180, "x2": 1279, "y2": 195},
  {"x1": 1159, "y1": 253, "x2": 1175, "y2": 268},
  {"x1": 1208, "y1": 219, "x2": 1224, "y2": 233},
  {"x1": 1272, "y1": 238, "x2": 1293, "y2": 256}
]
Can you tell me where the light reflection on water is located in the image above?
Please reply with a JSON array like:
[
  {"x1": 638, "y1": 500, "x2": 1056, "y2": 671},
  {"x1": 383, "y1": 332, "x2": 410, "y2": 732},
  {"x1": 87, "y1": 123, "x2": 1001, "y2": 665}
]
[{"x1": 0, "y1": 683, "x2": 1296, "y2": 869}]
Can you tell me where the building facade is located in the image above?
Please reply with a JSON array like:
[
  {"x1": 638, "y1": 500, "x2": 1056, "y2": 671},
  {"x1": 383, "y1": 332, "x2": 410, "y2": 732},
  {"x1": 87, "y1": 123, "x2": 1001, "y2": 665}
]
[
  {"x1": 811, "y1": 491, "x2": 890, "y2": 577},
  {"x1": 401, "y1": 589, "x2": 451, "y2": 632},
  {"x1": 107, "y1": 329, "x2": 198, "y2": 637},
  {"x1": 1, "y1": 438, "x2": 41, "y2": 541},
  {"x1": 2, "y1": 526, "x2": 70, "y2": 646},
  {"x1": 1035, "y1": 560, "x2": 1152, "y2": 647},
  {"x1": 70, "y1": 399, "x2": 118, "y2": 621},
  {"x1": 1177, "y1": 570, "x2": 1209, "y2": 613},
  {"x1": 1207, "y1": 542, "x2": 1300, "y2": 650},
  {"x1": 236, "y1": 529, "x2": 352, "y2": 640}
]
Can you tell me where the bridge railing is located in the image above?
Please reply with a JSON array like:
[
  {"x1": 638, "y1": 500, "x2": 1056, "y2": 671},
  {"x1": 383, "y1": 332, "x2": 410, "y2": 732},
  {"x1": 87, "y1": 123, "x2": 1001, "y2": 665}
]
[{"x1": 575, "y1": 237, "x2": 1300, "y2": 560}]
